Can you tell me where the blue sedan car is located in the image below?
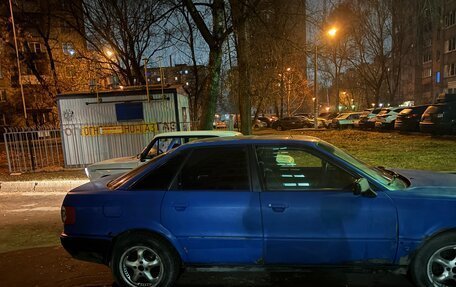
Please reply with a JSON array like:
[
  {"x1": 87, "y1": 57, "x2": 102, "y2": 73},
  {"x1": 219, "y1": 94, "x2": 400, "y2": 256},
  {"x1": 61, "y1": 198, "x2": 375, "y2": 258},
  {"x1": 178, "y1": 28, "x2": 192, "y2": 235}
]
[{"x1": 60, "y1": 136, "x2": 456, "y2": 287}]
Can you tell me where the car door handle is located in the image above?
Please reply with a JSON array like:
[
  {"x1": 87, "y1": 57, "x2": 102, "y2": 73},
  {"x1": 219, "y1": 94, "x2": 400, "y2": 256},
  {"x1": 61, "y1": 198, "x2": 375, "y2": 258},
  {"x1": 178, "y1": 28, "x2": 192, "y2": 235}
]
[
  {"x1": 173, "y1": 203, "x2": 187, "y2": 211},
  {"x1": 268, "y1": 204, "x2": 288, "y2": 212}
]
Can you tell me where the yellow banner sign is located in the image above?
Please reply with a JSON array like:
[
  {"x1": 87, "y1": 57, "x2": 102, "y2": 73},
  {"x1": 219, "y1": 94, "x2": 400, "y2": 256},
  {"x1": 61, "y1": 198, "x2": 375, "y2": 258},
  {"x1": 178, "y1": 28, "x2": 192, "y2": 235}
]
[{"x1": 81, "y1": 123, "x2": 159, "y2": 136}]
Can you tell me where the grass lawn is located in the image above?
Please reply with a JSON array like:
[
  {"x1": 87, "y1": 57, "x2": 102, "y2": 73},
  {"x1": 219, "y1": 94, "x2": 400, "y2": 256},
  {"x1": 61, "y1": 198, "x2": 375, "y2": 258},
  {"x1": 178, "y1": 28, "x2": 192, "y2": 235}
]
[{"x1": 254, "y1": 129, "x2": 456, "y2": 172}]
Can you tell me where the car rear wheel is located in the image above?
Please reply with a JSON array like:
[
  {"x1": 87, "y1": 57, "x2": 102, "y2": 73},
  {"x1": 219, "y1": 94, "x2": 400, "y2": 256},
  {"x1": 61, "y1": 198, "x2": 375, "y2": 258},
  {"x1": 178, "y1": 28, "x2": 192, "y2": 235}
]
[
  {"x1": 411, "y1": 232, "x2": 456, "y2": 287},
  {"x1": 111, "y1": 233, "x2": 180, "y2": 287}
]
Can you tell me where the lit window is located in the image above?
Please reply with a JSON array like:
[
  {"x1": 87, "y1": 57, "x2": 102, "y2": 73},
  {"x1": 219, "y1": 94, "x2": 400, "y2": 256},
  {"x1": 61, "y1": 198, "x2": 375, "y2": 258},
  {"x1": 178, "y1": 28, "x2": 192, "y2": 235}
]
[
  {"x1": 31, "y1": 42, "x2": 42, "y2": 53},
  {"x1": 0, "y1": 90, "x2": 6, "y2": 102},
  {"x1": 184, "y1": 70, "x2": 188, "y2": 74},
  {"x1": 174, "y1": 76, "x2": 178, "y2": 81},
  {"x1": 446, "y1": 63, "x2": 456, "y2": 77},
  {"x1": 65, "y1": 65, "x2": 76, "y2": 78},
  {"x1": 157, "y1": 77, "x2": 161, "y2": 82},
  {"x1": 423, "y1": 52, "x2": 432, "y2": 63},
  {"x1": 62, "y1": 42, "x2": 75, "y2": 56},
  {"x1": 422, "y1": 68, "x2": 432, "y2": 78},
  {"x1": 446, "y1": 38, "x2": 456, "y2": 52}
]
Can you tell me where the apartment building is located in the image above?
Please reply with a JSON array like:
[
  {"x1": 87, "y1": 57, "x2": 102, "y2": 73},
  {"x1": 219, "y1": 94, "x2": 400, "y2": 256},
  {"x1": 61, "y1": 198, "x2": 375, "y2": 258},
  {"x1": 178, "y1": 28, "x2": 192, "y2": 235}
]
[
  {"x1": 398, "y1": 0, "x2": 456, "y2": 105},
  {"x1": 0, "y1": 0, "x2": 86, "y2": 126}
]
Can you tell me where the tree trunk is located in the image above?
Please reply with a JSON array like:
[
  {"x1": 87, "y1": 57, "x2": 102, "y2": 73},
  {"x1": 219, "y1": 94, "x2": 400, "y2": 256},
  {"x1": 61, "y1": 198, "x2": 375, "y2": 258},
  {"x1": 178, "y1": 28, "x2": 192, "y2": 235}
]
[
  {"x1": 199, "y1": 48, "x2": 223, "y2": 130},
  {"x1": 231, "y1": 0, "x2": 252, "y2": 135}
]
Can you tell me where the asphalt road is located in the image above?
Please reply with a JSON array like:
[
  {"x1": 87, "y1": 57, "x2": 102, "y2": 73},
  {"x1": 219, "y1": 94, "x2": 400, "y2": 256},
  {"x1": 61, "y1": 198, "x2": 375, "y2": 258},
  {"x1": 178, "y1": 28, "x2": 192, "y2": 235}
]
[{"x1": 0, "y1": 192, "x2": 415, "y2": 287}]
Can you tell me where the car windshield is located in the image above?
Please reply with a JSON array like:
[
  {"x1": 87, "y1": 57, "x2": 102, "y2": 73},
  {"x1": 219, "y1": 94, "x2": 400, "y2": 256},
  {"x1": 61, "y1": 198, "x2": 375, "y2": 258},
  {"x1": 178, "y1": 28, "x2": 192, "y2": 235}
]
[
  {"x1": 377, "y1": 109, "x2": 391, "y2": 116},
  {"x1": 317, "y1": 141, "x2": 408, "y2": 190},
  {"x1": 337, "y1": 113, "x2": 349, "y2": 119}
]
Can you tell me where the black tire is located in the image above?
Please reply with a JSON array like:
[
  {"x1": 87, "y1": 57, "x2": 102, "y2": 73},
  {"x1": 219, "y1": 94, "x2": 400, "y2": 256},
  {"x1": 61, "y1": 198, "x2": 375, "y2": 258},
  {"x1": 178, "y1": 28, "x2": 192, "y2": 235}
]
[
  {"x1": 111, "y1": 233, "x2": 180, "y2": 287},
  {"x1": 410, "y1": 232, "x2": 456, "y2": 287},
  {"x1": 276, "y1": 125, "x2": 284, "y2": 131}
]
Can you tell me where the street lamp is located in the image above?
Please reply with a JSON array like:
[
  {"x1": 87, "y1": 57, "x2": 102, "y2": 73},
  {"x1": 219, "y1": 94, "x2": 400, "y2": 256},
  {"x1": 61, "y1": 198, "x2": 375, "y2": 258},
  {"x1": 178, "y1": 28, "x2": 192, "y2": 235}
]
[
  {"x1": 105, "y1": 49, "x2": 114, "y2": 58},
  {"x1": 327, "y1": 27, "x2": 340, "y2": 113},
  {"x1": 314, "y1": 26, "x2": 339, "y2": 129},
  {"x1": 285, "y1": 67, "x2": 292, "y2": 116}
]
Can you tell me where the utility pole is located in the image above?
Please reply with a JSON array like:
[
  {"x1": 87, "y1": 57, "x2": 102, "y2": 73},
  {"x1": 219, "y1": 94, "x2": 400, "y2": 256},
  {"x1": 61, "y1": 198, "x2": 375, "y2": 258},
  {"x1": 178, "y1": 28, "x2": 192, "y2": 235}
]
[
  {"x1": 314, "y1": 44, "x2": 318, "y2": 129},
  {"x1": 9, "y1": 0, "x2": 27, "y2": 120}
]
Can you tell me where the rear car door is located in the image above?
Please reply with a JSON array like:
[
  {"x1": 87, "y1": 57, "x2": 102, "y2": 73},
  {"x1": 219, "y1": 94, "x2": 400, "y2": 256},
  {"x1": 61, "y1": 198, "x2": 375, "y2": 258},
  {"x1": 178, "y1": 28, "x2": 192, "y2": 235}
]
[
  {"x1": 255, "y1": 145, "x2": 397, "y2": 265},
  {"x1": 161, "y1": 145, "x2": 263, "y2": 264}
]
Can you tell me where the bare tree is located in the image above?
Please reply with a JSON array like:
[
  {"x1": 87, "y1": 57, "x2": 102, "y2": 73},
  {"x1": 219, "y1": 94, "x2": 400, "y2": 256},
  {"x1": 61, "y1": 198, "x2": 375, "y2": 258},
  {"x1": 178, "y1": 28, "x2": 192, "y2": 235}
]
[
  {"x1": 167, "y1": 4, "x2": 209, "y2": 123},
  {"x1": 65, "y1": 0, "x2": 175, "y2": 86},
  {"x1": 343, "y1": 0, "x2": 392, "y2": 106},
  {"x1": 182, "y1": 0, "x2": 233, "y2": 130}
]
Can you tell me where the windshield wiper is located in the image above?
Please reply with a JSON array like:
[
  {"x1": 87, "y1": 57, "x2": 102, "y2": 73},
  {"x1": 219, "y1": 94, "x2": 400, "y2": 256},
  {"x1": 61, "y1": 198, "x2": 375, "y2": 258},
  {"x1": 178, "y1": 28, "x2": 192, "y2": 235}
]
[{"x1": 377, "y1": 166, "x2": 400, "y2": 185}]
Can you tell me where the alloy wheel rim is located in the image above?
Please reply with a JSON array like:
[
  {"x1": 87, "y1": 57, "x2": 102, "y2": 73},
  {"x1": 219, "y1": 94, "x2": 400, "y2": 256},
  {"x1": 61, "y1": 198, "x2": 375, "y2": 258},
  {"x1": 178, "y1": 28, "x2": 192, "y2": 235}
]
[
  {"x1": 119, "y1": 245, "x2": 164, "y2": 287},
  {"x1": 427, "y1": 245, "x2": 456, "y2": 286}
]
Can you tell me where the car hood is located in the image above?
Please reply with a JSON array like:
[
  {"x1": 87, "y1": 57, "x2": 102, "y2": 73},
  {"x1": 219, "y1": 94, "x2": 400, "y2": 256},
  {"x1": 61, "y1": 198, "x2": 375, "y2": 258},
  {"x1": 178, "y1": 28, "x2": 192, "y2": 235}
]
[
  {"x1": 394, "y1": 168, "x2": 456, "y2": 188},
  {"x1": 88, "y1": 156, "x2": 139, "y2": 170}
]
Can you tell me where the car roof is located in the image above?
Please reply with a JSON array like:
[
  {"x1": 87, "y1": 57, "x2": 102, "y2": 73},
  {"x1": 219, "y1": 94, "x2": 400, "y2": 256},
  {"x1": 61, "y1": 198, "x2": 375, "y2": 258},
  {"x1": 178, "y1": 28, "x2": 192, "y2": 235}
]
[
  {"x1": 185, "y1": 135, "x2": 321, "y2": 148},
  {"x1": 154, "y1": 130, "x2": 243, "y2": 138}
]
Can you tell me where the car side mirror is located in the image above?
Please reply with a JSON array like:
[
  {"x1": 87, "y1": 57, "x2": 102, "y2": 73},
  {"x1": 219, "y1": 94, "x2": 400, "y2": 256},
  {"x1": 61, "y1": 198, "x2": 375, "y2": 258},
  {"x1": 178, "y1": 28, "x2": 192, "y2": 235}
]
[
  {"x1": 137, "y1": 153, "x2": 145, "y2": 162},
  {"x1": 353, "y1": 178, "x2": 377, "y2": 198}
]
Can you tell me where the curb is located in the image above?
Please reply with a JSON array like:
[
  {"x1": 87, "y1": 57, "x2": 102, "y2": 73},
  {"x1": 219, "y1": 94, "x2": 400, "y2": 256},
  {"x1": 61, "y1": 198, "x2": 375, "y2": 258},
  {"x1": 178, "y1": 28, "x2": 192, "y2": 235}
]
[{"x1": 0, "y1": 180, "x2": 89, "y2": 193}]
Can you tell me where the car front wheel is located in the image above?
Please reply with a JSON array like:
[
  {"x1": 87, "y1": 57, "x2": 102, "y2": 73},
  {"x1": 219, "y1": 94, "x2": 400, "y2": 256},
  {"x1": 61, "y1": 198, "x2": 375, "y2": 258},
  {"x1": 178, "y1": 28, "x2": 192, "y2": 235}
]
[
  {"x1": 411, "y1": 232, "x2": 456, "y2": 287},
  {"x1": 111, "y1": 233, "x2": 180, "y2": 287},
  {"x1": 276, "y1": 125, "x2": 284, "y2": 131}
]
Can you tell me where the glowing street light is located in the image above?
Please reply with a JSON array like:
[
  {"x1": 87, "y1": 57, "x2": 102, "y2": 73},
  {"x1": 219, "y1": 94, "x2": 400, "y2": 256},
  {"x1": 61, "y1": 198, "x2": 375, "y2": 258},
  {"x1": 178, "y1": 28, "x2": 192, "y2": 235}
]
[
  {"x1": 104, "y1": 48, "x2": 114, "y2": 58},
  {"x1": 327, "y1": 27, "x2": 338, "y2": 38},
  {"x1": 313, "y1": 26, "x2": 340, "y2": 129}
]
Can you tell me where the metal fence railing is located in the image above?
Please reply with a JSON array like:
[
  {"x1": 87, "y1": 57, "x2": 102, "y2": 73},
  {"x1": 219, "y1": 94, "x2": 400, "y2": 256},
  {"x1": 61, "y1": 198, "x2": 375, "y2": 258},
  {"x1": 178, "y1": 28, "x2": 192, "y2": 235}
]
[
  {"x1": 3, "y1": 126, "x2": 63, "y2": 173},
  {"x1": 2, "y1": 121, "x2": 236, "y2": 173}
]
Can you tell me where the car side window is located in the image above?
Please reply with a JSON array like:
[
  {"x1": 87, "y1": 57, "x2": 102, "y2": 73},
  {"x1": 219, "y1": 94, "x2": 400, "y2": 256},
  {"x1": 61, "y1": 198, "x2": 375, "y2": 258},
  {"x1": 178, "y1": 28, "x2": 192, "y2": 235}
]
[
  {"x1": 132, "y1": 152, "x2": 187, "y2": 190},
  {"x1": 256, "y1": 146, "x2": 355, "y2": 191},
  {"x1": 176, "y1": 146, "x2": 250, "y2": 191}
]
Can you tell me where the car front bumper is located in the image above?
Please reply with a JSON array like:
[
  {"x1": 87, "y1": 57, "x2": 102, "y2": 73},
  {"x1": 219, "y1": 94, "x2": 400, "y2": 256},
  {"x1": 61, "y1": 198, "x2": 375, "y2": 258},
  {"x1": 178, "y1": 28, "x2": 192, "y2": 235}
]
[{"x1": 60, "y1": 233, "x2": 112, "y2": 265}]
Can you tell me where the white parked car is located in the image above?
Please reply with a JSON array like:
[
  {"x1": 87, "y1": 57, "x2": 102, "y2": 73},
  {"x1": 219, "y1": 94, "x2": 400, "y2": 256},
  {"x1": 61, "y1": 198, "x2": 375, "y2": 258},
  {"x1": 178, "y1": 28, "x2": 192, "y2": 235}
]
[
  {"x1": 330, "y1": 112, "x2": 362, "y2": 129},
  {"x1": 85, "y1": 130, "x2": 242, "y2": 180},
  {"x1": 373, "y1": 107, "x2": 404, "y2": 129}
]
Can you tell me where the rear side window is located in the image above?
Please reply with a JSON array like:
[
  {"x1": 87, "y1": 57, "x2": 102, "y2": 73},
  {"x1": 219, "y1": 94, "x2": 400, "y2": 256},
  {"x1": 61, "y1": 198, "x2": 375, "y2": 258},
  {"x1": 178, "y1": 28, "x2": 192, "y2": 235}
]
[
  {"x1": 400, "y1": 108, "x2": 412, "y2": 115},
  {"x1": 425, "y1": 105, "x2": 448, "y2": 114},
  {"x1": 177, "y1": 147, "x2": 250, "y2": 191},
  {"x1": 414, "y1": 106, "x2": 429, "y2": 114},
  {"x1": 132, "y1": 152, "x2": 187, "y2": 190}
]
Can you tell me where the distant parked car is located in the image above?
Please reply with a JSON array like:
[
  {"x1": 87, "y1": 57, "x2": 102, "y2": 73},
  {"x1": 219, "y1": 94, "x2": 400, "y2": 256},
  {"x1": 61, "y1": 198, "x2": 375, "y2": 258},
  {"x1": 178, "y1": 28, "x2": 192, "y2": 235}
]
[
  {"x1": 330, "y1": 112, "x2": 362, "y2": 129},
  {"x1": 271, "y1": 116, "x2": 309, "y2": 130},
  {"x1": 394, "y1": 105, "x2": 430, "y2": 132},
  {"x1": 213, "y1": 121, "x2": 227, "y2": 129},
  {"x1": 294, "y1": 113, "x2": 314, "y2": 119},
  {"x1": 85, "y1": 130, "x2": 242, "y2": 180},
  {"x1": 355, "y1": 108, "x2": 381, "y2": 129},
  {"x1": 420, "y1": 102, "x2": 456, "y2": 134},
  {"x1": 372, "y1": 107, "x2": 404, "y2": 129},
  {"x1": 252, "y1": 118, "x2": 267, "y2": 129},
  {"x1": 257, "y1": 116, "x2": 277, "y2": 127},
  {"x1": 293, "y1": 114, "x2": 326, "y2": 128},
  {"x1": 318, "y1": 112, "x2": 339, "y2": 128},
  {"x1": 62, "y1": 136, "x2": 456, "y2": 287}
]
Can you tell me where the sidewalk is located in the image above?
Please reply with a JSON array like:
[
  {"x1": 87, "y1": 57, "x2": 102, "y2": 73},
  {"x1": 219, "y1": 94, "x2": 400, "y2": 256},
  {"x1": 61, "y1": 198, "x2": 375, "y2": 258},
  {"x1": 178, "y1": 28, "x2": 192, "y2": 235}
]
[
  {"x1": 0, "y1": 169, "x2": 88, "y2": 193},
  {"x1": 0, "y1": 179, "x2": 88, "y2": 193}
]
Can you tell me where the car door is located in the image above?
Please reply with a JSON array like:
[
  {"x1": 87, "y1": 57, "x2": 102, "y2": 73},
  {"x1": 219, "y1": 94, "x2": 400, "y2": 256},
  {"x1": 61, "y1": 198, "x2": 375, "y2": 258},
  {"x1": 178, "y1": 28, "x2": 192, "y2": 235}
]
[
  {"x1": 161, "y1": 145, "x2": 263, "y2": 264},
  {"x1": 255, "y1": 145, "x2": 397, "y2": 265}
]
